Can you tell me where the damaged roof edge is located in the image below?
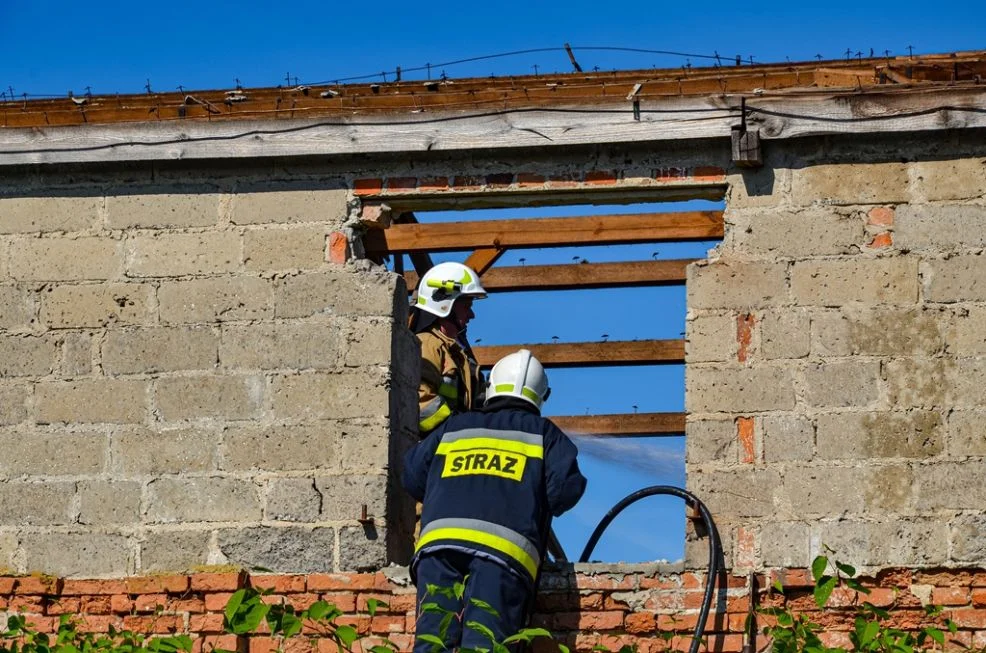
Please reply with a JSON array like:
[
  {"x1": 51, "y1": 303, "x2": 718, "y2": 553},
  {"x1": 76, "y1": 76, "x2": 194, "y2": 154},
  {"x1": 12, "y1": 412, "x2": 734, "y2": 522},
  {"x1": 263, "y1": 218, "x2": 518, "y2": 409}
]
[{"x1": 1, "y1": 86, "x2": 985, "y2": 167}]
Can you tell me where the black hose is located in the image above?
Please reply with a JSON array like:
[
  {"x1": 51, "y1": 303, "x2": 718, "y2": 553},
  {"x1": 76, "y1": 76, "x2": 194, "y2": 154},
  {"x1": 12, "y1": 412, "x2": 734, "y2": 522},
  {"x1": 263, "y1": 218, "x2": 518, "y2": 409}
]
[{"x1": 577, "y1": 486, "x2": 722, "y2": 653}]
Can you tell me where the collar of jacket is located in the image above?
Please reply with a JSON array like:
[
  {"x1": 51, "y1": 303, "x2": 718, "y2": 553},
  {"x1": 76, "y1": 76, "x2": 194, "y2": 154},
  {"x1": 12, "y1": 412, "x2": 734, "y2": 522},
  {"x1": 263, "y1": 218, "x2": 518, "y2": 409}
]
[{"x1": 481, "y1": 397, "x2": 541, "y2": 415}]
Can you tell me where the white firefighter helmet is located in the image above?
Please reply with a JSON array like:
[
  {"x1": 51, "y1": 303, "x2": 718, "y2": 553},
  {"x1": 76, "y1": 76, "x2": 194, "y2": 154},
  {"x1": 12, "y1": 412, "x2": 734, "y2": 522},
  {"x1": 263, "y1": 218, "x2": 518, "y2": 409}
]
[
  {"x1": 486, "y1": 349, "x2": 550, "y2": 410},
  {"x1": 415, "y1": 262, "x2": 487, "y2": 318}
]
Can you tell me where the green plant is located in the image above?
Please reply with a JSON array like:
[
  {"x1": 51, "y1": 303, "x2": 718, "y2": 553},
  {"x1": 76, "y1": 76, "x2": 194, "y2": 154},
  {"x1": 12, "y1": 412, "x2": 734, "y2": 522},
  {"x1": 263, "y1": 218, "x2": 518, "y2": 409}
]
[
  {"x1": 760, "y1": 550, "x2": 959, "y2": 653},
  {"x1": 0, "y1": 614, "x2": 192, "y2": 653}
]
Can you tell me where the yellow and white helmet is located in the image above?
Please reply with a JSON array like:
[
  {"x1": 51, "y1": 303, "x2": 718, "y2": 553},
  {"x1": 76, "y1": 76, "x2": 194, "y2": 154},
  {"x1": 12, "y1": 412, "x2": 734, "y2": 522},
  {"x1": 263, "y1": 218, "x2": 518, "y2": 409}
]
[
  {"x1": 416, "y1": 262, "x2": 487, "y2": 318},
  {"x1": 486, "y1": 349, "x2": 550, "y2": 410}
]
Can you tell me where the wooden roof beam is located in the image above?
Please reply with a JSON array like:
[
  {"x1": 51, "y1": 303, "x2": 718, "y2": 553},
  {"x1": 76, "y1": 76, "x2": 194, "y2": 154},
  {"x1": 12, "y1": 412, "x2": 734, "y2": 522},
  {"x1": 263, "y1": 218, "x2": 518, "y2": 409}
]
[
  {"x1": 550, "y1": 412, "x2": 686, "y2": 437},
  {"x1": 473, "y1": 339, "x2": 684, "y2": 368},
  {"x1": 404, "y1": 259, "x2": 695, "y2": 292},
  {"x1": 363, "y1": 211, "x2": 723, "y2": 255}
]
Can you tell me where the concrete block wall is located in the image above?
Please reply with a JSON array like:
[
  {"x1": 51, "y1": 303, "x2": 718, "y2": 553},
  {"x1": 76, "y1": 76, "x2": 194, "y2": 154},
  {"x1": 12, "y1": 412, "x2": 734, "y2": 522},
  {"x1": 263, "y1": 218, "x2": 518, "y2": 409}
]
[
  {"x1": 687, "y1": 138, "x2": 986, "y2": 571},
  {"x1": 0, "y1": 174, "x2": 418, "y2": 577}
]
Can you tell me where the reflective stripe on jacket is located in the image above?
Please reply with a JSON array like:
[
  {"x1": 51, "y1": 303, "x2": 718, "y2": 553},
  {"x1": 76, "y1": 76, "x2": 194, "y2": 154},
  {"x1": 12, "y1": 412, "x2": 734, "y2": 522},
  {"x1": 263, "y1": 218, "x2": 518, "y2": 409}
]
[{"x1": 402, "y1": 404, "x2": 587, "y2": 581}]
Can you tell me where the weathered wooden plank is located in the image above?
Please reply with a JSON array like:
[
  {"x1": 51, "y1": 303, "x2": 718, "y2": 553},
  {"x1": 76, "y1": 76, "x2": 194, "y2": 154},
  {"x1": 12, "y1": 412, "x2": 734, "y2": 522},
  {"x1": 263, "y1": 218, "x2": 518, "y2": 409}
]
[
  {"x1": 550, "y1": 412, "x2": 686, "y2": 436},
  {"x1": 364, "y1": 211, "x2": 723, "y2": 254},
  {"x1": 464, "y1": 247, "x2": 505, "y2": 275},
  {"x1": 404, "y1": 259, "x2": 694, "y2": 292},
  {"x1": 473, "y1": 339, "x2": 684, "y2": 368}
]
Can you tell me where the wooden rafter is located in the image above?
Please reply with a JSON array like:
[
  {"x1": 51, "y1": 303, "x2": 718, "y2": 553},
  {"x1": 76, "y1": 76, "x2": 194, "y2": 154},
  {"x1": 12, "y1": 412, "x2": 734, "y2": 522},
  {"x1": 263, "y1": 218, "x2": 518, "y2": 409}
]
[
  {"x1": 363, "y1": 211, "x2": 723, "y2": 255},
  {"x1": 473, "y1": 339, "x2": 684, "y2": 368},
  {"x1": 464, "y1": 247, "x2": 505, "y2": 275},
  {"x1": 405, "y1": 259, "x2": 694, "y2": 293},
  {"x1": 550, "y1": 412, "x2": 686, "y2": 436}
]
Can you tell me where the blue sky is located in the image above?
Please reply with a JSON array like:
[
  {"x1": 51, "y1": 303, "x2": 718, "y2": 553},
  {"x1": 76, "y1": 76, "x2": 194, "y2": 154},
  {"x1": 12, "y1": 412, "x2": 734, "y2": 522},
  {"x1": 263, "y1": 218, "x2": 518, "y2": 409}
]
[{"x1": 3, "y1": 1, "x2": 982, "y2": 563}]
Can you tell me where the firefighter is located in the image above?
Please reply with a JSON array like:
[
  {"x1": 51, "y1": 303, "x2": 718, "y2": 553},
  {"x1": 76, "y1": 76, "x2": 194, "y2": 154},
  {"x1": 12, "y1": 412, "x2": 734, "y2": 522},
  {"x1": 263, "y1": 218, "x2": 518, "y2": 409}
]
[
  {"x1": 403, "y1": 349, "x2": 587, "y2": 653},
  {"x1": 411, "y1": 262, "x2": 487, "y2": 436}
]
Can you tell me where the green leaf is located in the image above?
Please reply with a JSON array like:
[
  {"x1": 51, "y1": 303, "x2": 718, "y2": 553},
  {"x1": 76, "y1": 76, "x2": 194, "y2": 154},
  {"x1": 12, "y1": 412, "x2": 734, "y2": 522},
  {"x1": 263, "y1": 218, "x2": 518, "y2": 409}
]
[
  {"x1": 927, "y1": 628, "x2": 945, "y2": 646},
  {"x1": 369, "y1": 647, "x2": 395, "y2": 653},
  {"x1": 453, "y1": 582, "x2": 466, "y2": 600},
  {"x1": 493, "y1": 644, "x2": 510, "y2": 653},
  {"x1": 811, "y1": 555, "x2": 829, "y2": 582},
  {"x1": 844, "y1": 578, "x2": 871, "y2": 594},
  {"x1": 946, "y1": 619, "x2": 958, "y2": 634},
  {"x1": 772, "y1": 580, "x2": 784, "y2": 593},
  {"x1": 281, "y1": 613, "x2": 303, "y2": 638},
  {"x1": 515, "y1": 628, "x2": 552, "y2": 640},
  {"x1": 836, "y1": 562, "x2": 856, "y2": 578},
  {"x1": 592, "y1": 646, "x2": 610, "y2": 652},
  {"x1": 307, "y1": 601, "x2": 334, "y2": 622},
  {"x1": 366, "y1": 598, "x2": 388, "y2": 617},
  {"x1": 419, "y1": 602, "x2": 446, "y2": 615},
  {"x1": 467, "y1": 598, "x2": 501, "y2": 618},
  {"x1": 416, "y1": 634, "x2": 447, "y2": 650},
  {"x1": 814, "y1": 576, "x2": 837, "y2": 608},
  {"x1": 223, "y1": 589, "x2": 247, "y2": 624},
  {"x1": 438, "y1": 612, "x2": 455, "y2": 641},
  {"x1": 334, "y1": 625, "x2": 359, "y2": 648},
  {"x1": 558, "y1": 644, "x2": 571, "y2": 653},
  {"x1": 465, "y1": 621, "x2": 496, "y2": 644},
  {"x1": 860, "y1": 621, "x2": 880, "y2": 645}
]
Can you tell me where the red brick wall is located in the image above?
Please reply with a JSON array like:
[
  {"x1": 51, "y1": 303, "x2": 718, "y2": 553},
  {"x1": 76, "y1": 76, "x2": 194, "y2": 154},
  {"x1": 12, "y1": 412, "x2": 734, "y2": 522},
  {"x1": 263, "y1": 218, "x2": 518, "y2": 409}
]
[{"x1": 3, "y1": 567, "x2": 986, "y2": 653}]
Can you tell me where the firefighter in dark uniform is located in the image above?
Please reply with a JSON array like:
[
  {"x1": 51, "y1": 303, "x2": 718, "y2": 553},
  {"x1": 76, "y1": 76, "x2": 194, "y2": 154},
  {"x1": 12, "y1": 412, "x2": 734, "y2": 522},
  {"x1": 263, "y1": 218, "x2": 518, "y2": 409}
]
[{"x1": 403, "y1": 349, "x2": 587, "y2": 653}]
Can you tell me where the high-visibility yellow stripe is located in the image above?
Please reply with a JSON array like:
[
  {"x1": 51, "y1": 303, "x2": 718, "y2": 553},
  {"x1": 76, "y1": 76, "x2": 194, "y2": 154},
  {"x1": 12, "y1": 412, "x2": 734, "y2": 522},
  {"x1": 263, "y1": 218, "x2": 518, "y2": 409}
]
[
  {"x1": 419, "y1": 402, "x2": 452, "y2": 432},
  {"x1": 438, "y1": 383, "x2": 458, "y2": 401},
  {"x1": 437, "y1": 437, "x2": 543, "y2": 459},
  {"x1": 416, "y1": 527, "x2": 538, "y2": 578}
]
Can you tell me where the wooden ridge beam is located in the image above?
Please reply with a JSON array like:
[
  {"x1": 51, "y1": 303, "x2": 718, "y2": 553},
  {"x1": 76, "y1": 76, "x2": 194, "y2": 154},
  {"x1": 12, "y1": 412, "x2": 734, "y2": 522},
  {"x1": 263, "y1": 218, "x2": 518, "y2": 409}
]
[
  {"x1": 550, "y1": 412, "x2": 686, "y2": 436},
  {"x1": 473, "y1": 339, "x2": 684, "y2": 368},
  {"x1": 364, "y1": 211, "x2": 723, "y2": 254}
]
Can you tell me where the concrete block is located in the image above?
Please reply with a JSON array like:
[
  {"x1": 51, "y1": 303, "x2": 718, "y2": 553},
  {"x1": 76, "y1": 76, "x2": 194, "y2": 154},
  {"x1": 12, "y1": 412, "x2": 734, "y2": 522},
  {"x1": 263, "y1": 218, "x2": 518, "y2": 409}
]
[
  {"x1": 0, "y1": 335, "x2": 58, "y2": 376},
  {"x1": 243, "y1": 227, "x2": 327, "y2": 271},
  {"x1": 846, "y1": 307, "x2": 943, "y2": 356},
  {"x1": 103, "y1": 326, "x2": 219, "y2": 375},
  {"x1": 909, "y1": 159, "x2": 986, "y2": 202},
  {"x1": 128, "y1": 232, "x2": 241, "y2": 277},
  {"x1": 112, "y1": 427, "x2": 219, "y2": 476},
  {"x1": 58, "y1": 331, "x2": 93, "y2": 376},
  {"x1": 914, "y1": 461, "x2": 986, "y2": 511},
  {"x1": 687, "y1": 467, "x2": 781, "y2": 518},
  {"x1": 686, "y1": 314, "x2": 736, "y2": 362},
  {"x1": 266, "y1": 478, "x2": 321, "y2": 522},
  {"x1": 222, "y1": 424, "x2": 339, "y2": 472},
  {"x1": 761, "y1": 522, "x2": 810, "y2": 568},
  {"x1": 947, "y1": 410, "x2": 986, "y2": 456},
  {"x1": 0, "y1": 481, "x2": 76, "y2": 525},
  {"x1": 146, "y1": 477, "x2": 262, "y2": 523},
  {"x1": 316, "y1": 474, "x2": 387, "y2": 521},
  {"x1": 0, "y1": 430, "x2": 107, "y2": 476},
  {"x1": 217, "y1": 526, "x2": 336, "y2": 572},
  {"x1": 231, "y1": 187, "x2": 349, "y2": 225},
  {"x1": 10, "y1": 237, "x2": 122, "y2": 281},
  {"x1": 154, "y1": 375, "x2": 264, "y2": 422},
  {"x1": 762, "y1": 414, "x2": 814, "y2": 462},
  {"x1": 106, "y1": 189, "x2": 221, "y2": 229},
  {"x1": 273, "y1": 270, "x2": 403, "y2": 319},
  {"x1": 0, "y1": 533, "x2": 17, "y2": 572},
  {"x1": 885, "y1": 358, "x2": 952, "y2": 409},
  {"x1": 0, "y1": 286, "x2": 36, "y2": 331},
  {"x1": 339, "y1": 525, "x2": 387, "y2": 572},
  {"x1": 944, "y1": 307, "x2": 986, "y2": 355},
  {"x1": 810, "y1": 310, "x2": 852, "y2": 356},
  {"x1": 725, "y1": 168, "x2": 788, "y2": 210},
  {"x1": 0, "y1": 383, "x2": 28, "y2": 425},
  {"x1": 36, "y1": 378, "x2": 148, "y2": 424},
  {"x1": 220, "y1": 321, "x2": 340, "y2": 370},
  {"x1": 21, "y1": 533, "x2": 133, "y2": 577},
  {"x1": 270, "y1": 370, "x2": 390, "y2": 420},
  {"x1": 0, "y1": 195, "x2": 100, "y2": 234},
  {"x1": 687, "y1": 365, "x2": 796, "y2": 413},
  {"x1": 158, "y1": 277, "x2": 273, "y2": 324},
  {"x1": 41, "y1": 283, "x2": 155, "y2": 328},
  {"x1": 790, "y1": 162, "x2": 909, "y2": 205},
  {"x1": 950, "y1": 514, "x2": 986, "y2": 563},
  {"x1": 791, "y1": 258, "x2": 919, "y2": 306},
  {"x1": 816, "y1": 411, "x2": 943, "y2": 460},
  {"x1": 812, "y1": 519, "x2": 947, "y2": 567},
  {"x1": 139, "y1": 530, "x2": 212, "y2": 573},
  {"x1": 78, "y1": 480, "x2": 142, "y2": 525},
  {"x1": 687, "y1": 261, "x2": 789, "y2": 310},
  {"x1": 951, "y1": 357, "x2": 986, "y2": 408},
  {"x1": 777, "y1": 465, "x2": 866, "y2": 517},
  {"x1": 685, "y1": 418, "x2": 736, "y2": 463},
  {"x1": 728, "y1": 209, "x2": 864, "y2": 258},
  {"x1": 761, "y1": 310, "x2": 810, "y2": 359},
  {"x1": 340, "y1": 319, "x2": 398, "y2": 367},
  {"x1": 863, "y1": 464, "x2": 916, "y2": 513},
  {"x1": 896, "y1": 205, "x2": 986, "y2": 250},
  {"x1": 924, "y1": 254, "x2": 986, "y2": 303},
  {"x1": 338, "y1": 419, "x2": 391, "y2": 472},
  {"x1": 803, "y1": 360, "x2": 881, "y2": 408}
]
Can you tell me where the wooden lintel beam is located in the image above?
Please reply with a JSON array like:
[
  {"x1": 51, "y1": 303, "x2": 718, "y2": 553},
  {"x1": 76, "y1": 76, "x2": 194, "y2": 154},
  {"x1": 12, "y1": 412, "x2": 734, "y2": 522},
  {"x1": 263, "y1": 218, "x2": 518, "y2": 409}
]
[
  {"x1": 464, "y1": 247, "x2": 505, "y2": 275},
  {"x1": 473, "y1": 339, "x2": 684, "y2": 368},
  {"x1": 364, "y1": 211, "x2": 723, "y2": 255},
  {"x1": 404, "y1": 259, "x2": 694, "y2": 293},
  {"x1": 550, "y1": 412, "x2": 686, "y2": 436}
]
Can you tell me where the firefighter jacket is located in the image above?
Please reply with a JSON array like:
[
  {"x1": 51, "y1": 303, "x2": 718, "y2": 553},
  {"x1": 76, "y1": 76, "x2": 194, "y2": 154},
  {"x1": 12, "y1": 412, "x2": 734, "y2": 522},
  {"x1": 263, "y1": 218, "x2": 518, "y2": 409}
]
[
  {"x1": 402, "y1": 400, "x2": 587, "y2": 583},
  {"x1": 416, "y1": 327, "x2": 483, "y2": 434}
]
